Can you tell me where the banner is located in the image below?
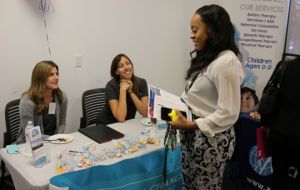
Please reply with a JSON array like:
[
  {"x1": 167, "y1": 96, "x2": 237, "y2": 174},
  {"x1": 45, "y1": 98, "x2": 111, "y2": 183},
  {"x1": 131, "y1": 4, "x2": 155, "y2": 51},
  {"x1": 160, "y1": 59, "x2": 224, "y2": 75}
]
[
  {"x1": 217, "y1": 0, "x2": 290, "y2": 96},
  {"x1": 50, "y1": 147, "x2": 182, "y2": 190},
  {"x1": 190, "y1": 0, "x2": 289, "y2": 97}
]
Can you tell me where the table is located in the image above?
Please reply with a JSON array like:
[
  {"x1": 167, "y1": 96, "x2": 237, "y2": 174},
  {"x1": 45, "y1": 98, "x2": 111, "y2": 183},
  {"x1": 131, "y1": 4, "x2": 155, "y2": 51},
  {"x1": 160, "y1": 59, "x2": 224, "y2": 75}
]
[{"x1": 0, "y1": 118, "x2": 168, "y2": 190}]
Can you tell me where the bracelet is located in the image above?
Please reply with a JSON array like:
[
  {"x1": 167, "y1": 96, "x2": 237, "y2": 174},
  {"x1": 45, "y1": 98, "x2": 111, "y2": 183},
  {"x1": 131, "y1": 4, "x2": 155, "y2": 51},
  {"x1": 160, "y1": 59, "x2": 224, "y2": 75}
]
[{"x1": 128, "y1": 90, "x2": 133, "y2": 94}]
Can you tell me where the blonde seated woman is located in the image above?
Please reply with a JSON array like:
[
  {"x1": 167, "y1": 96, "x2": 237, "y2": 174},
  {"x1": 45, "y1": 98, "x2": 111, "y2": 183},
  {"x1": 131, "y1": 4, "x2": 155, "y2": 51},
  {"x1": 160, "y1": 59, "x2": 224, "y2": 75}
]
[{"x1": 16, "y1": 60, "x2": 67, "y2": 143}]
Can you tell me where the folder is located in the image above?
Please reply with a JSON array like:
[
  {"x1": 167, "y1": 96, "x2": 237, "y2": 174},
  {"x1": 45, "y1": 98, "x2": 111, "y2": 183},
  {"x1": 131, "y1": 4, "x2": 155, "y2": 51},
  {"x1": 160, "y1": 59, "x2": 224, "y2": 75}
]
[{"x1": 78, "y1": 124, "x2": 124, "y2": 144}]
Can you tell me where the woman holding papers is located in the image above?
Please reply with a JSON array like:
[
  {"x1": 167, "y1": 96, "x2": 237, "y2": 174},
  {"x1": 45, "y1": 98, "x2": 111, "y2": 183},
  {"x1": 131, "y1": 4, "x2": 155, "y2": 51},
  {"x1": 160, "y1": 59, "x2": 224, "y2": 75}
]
[
  {"x1": 96, "y1": 54, "x2": 148, "y2": 124},
  {"x1": 170, "y1": 5, "x2": 244, "y2": 190},
  {"x1": 16, "y1": 60, "x2": 68, "y2": 143}
]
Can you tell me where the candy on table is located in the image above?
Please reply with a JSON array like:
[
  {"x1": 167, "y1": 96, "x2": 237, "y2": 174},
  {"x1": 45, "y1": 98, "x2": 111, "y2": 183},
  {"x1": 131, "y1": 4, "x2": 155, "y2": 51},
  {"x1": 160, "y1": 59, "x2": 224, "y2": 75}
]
[
  {"x1": 128, "y1": 145, "x2": 139, "y2": 153},
  {"x1": 138, "y1": 138, "x2": 148, "y2": 145},
  {"x1": 147, "y1": 136, "x2": 160, "y2": 145}
]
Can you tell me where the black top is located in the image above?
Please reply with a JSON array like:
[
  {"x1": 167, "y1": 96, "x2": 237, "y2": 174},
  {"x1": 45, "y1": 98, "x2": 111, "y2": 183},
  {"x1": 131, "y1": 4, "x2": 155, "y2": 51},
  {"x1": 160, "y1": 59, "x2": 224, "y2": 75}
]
[
  {"x1": 42, "y1": 107, "x2": 56, "y2": 136},
  {"x1": 96, "y1": 78, "x2": 148, "y2": 124}
]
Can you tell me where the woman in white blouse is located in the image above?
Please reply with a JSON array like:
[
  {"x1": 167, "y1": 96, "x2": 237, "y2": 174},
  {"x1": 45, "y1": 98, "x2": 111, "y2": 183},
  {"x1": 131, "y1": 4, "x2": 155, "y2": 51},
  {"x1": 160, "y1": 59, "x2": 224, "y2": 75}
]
[{"x1": 170, "y1": 4, "x2": 244, "y2": 190}]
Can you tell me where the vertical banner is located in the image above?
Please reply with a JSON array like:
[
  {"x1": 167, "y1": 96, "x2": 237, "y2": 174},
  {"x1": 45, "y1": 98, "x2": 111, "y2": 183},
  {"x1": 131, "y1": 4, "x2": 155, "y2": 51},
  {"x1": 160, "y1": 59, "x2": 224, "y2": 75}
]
[{"x1": 218, "y1": 0, "x2": 290, "y2": 96}]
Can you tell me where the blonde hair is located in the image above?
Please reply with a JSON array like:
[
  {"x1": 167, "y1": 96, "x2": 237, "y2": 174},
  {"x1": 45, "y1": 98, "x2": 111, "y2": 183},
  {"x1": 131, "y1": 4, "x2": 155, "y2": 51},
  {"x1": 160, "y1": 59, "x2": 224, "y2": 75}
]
[{"x1": 24, "y1": 60, "x2": 63, "y2": 114}]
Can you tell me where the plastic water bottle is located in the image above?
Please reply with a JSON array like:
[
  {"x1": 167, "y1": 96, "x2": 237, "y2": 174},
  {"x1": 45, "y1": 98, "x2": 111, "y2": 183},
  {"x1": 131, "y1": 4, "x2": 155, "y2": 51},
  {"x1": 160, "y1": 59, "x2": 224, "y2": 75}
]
[{"x1": 24, "y1": 121, "x2": 34, "y2": 153}]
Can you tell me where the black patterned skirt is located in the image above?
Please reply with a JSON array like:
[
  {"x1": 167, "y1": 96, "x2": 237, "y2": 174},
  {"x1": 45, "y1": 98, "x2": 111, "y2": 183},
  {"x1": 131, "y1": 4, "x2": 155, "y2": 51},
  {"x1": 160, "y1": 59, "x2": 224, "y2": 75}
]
[{"x1": 179, "y1": 127, "x2": 235, "y2": 190}]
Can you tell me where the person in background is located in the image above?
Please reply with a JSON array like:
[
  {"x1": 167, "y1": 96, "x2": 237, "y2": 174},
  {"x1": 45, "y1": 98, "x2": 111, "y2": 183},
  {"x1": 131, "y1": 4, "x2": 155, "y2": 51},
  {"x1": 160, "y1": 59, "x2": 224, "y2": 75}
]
[
  {"x1": 240, "y1": 87, "x2": 260, "y2": 120},
  {"x1": 266, "y1": 57, "x2": 300, "y2": 190},
  {"x1": 96, "y1": 53, "x2": 148, "y2": 125},
  {"x1": 169, "y1": 5, "x2": 244, "y2": 190},
  {"x1": 222, "y1": 87, "x2": 261, "y2": 190},
  {"x1": 17, "y1": 60, "x2": 68, "y2": 143}
]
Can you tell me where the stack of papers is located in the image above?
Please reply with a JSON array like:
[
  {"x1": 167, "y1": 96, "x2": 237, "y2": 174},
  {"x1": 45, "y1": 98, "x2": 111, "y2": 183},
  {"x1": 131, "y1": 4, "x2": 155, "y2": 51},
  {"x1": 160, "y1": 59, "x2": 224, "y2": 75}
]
[{"x1": 148, "y1": 85, "x2": 191, "y2": 120}]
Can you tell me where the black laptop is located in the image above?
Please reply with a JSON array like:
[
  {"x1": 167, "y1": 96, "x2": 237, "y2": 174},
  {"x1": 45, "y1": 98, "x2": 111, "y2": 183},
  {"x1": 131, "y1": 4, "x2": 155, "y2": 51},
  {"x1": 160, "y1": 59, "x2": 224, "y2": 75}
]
[{"x1": 78, "y1": 124, "x2": 124, "y2": 144}]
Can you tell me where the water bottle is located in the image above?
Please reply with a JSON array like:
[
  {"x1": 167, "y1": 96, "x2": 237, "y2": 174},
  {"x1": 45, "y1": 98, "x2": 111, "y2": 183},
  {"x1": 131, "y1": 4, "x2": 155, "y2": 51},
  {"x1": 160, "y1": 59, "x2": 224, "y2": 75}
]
[{"x1": 24, "y1": 121, "x2": 34, "y2": 153}]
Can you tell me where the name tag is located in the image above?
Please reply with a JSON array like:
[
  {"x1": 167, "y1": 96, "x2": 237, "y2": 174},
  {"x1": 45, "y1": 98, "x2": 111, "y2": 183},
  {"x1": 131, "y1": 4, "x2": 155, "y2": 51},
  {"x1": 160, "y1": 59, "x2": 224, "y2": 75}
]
[{"x1": 48, "y1": 103, "x2": 56, "y2": 114}]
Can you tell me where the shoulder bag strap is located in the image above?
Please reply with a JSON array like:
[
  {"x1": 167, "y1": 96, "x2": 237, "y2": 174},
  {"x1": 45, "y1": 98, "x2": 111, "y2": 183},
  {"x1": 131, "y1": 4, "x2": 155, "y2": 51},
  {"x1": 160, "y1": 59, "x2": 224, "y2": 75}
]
[{"x1": 263, "y1": 61, "x2": 287, "y2": 92}]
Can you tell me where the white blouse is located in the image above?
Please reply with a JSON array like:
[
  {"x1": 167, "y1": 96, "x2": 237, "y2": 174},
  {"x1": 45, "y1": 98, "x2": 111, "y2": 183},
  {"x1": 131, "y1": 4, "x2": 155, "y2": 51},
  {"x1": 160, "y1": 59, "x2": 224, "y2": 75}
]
[{"x1": 182, "y1": 50, "x2": 244, "y2": 137}]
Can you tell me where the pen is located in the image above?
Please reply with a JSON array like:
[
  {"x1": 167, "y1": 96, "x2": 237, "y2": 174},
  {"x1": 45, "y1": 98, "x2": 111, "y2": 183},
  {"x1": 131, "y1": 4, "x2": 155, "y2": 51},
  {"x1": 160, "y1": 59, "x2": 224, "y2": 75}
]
[{"x1": 69, "y1": 150, "x2": 83, "y2": 153}]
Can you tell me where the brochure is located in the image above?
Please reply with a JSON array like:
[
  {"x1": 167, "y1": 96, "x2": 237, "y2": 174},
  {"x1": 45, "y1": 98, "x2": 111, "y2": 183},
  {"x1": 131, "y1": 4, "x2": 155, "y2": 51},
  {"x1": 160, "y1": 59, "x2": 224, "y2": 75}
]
[
  {"x1": 148, "y1": 85, "x2": 191, "y2": 121},
  {"x1": 29, "y1": 126, "x2": 48, "y2": 167}
]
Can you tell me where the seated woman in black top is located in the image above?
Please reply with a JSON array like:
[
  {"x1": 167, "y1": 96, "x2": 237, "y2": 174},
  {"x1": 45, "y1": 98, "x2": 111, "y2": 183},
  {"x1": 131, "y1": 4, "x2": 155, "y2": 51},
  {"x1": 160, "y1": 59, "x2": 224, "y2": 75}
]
[{"x1": 96, "y1": 54, "x2": 148, "y2": 124}]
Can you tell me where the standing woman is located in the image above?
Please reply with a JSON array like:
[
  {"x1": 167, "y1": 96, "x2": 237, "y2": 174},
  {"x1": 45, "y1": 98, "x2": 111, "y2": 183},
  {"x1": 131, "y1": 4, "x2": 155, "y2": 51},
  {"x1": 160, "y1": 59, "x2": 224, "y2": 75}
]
[
  {"x1": 17, "y1": 60, "x2": 68, "y2": 143},
  {"x1": 96, "y1": 54, "x2": 148, "y2": 125},
  {"x1": 170, "y1": 5, "x2": 244, "y2": 190}
]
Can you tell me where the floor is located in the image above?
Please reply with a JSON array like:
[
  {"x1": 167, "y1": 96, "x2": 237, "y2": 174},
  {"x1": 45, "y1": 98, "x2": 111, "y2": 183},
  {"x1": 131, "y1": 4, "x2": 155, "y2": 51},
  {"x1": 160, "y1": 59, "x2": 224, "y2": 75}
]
[{"x1": 222, "y1": 162, "x2": 254, "y2": 190}]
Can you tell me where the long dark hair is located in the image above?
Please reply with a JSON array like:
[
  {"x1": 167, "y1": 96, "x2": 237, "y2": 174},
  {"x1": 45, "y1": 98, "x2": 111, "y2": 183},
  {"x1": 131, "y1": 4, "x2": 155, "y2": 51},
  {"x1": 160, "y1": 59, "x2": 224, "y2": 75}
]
[
  {"x1": 186, "y1": 4, "x2": 240, "y2": 79},
  {"x1": 110, "y1": 53, "x2": 141, "y2": 94}
]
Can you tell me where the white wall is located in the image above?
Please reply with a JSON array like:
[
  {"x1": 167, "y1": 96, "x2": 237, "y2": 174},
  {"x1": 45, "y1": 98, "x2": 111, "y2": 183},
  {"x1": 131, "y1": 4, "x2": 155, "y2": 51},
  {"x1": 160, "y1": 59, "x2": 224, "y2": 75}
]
[
  {"x1": 0, "y1": 0, "x2": 189, "y2": 147},
  {"x1": 0, "y1": 0, "x2": 288, "y2": 147},
  {"x1": 182, "y1": 0, "x2": 219, "y2": 71}
]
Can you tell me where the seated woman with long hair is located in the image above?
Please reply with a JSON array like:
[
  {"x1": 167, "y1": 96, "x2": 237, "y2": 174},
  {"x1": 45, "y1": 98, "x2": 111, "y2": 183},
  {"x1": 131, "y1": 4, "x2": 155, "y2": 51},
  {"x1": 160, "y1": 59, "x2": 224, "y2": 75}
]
[
  {"x1": 17, "y1": 60, "x2": 67, "y2": 143},
  {"x1": 96, "y1": 54, "x2": 148, "y2": 124}
]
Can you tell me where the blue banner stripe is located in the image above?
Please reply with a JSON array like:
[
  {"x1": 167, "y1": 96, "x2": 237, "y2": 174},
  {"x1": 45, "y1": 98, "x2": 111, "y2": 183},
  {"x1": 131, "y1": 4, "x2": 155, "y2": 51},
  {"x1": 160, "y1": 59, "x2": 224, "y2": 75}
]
[{"x1": 50, "y1": 147, "x2": 182, "y2": 190}]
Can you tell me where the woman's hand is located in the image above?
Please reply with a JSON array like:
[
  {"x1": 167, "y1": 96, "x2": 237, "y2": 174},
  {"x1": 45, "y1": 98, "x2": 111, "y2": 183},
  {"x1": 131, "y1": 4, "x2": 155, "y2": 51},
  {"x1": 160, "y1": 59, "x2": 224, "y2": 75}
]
[
  {"x1": 120, "y1": 79, "x2": 133, "y2": 93},
  {"x1": 120, "y1": 80, "x2": 131, "y2": 92},
  {"x1": 169, "y1": 110, "x2": 197, "y2": 130}
]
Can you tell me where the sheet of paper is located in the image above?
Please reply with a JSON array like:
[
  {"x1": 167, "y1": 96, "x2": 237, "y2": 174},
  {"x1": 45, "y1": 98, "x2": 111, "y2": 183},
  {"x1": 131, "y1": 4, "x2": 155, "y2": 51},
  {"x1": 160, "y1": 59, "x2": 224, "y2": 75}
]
[{"x1": 148, "y1": 85, "x2": 191, "y2": 120}]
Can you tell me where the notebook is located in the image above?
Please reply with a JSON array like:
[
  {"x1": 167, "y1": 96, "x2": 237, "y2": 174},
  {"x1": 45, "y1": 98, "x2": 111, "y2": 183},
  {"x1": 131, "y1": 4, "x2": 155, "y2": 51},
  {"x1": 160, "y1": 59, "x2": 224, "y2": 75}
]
[{"x1": 78, "y1": 124, "x2": 124, "y2": 144}]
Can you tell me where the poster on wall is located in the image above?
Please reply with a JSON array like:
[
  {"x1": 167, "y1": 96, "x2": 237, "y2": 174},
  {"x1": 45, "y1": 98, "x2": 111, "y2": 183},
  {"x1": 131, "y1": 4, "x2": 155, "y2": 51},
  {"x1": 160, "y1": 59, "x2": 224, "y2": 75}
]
[{"x1": 218, "y1": 0, "x2": 290, "y2": 96}]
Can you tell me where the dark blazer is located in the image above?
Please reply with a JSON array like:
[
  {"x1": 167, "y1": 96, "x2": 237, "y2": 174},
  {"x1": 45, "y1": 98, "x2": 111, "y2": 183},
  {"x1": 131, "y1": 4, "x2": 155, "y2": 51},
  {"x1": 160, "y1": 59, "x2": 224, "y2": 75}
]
[{"x1": 271, "y1": 57, "x2": 300, "y2": 139}]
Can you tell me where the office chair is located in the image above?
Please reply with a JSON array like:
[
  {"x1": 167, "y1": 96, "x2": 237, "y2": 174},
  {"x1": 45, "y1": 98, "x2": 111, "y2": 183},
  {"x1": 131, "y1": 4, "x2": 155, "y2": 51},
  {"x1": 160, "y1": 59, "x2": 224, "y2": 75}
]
[
  {"x1": 1, "y1": 99, "x2": 20, "y2": 185},
  {"x1": 80, "y1": 88, "x2": 106, "y2": 128}
]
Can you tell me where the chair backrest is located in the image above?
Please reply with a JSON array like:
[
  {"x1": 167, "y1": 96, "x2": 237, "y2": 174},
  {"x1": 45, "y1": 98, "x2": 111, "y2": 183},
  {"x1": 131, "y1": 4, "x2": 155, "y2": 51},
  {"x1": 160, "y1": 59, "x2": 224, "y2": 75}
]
[
  {"x1": 81, "y1": 88, "x2": 106, "y2": 128},
  {"x1": 4, "y1": 99, "x2": 21, "y2": 145}
]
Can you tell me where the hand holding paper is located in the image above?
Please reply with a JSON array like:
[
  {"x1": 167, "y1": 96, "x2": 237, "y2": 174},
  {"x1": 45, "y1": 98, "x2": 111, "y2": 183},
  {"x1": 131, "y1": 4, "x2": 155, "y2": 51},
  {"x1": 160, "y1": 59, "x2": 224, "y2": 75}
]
[
  {"x1": 170, "y1": 110, "x2": 197, "y2": 130},
  {"x1": 148, "y1": 85, "x2": 190, "y2": 120}
]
